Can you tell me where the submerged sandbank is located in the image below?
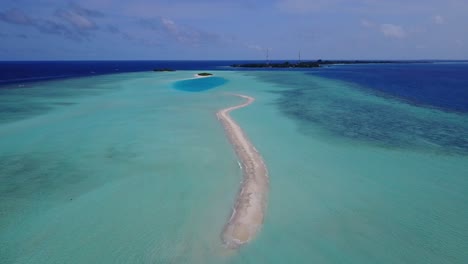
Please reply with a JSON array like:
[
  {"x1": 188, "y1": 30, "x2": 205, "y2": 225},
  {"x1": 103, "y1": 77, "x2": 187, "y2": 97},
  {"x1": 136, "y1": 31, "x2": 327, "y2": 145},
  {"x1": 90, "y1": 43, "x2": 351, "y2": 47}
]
[{"x1": 217, "y1": 94, "x2": 269, "y2": 249}]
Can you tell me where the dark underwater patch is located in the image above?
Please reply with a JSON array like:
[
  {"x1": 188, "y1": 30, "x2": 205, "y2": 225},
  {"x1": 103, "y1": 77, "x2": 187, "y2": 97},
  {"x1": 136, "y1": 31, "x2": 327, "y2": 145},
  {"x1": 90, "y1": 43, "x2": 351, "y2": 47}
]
[
  {"x1": 250, "y1": 72, "x2": 468, "y2": 155},
  {"x1": 309, "y1": 63, "x2": 468, "y2": 113}
]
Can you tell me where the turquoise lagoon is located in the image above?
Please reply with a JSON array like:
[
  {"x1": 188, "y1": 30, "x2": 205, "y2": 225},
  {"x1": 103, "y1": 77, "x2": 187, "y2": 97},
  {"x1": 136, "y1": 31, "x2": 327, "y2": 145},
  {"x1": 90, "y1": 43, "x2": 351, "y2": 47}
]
[
  {"x1": 0, "y1": 70, "x2": 467, "y2": 263},
  {"x1": 173, "y1": 76, "x2": 228, "y2": 92}
]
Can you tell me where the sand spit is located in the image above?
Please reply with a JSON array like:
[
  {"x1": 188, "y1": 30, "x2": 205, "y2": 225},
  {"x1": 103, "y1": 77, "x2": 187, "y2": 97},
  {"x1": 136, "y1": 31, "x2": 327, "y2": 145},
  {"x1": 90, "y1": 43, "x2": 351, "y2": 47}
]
[{"x1": 217, "y1": 94, "x2": 269, "y2": 249}]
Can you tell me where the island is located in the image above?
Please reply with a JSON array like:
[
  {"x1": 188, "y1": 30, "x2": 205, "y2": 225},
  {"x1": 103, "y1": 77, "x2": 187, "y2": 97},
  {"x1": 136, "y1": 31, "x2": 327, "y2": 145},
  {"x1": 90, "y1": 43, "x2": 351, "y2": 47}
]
[
  {"x1": 196, "y1": 72, "x2": 213, "y2": 77},
  {"x1": 231, "y1": 60, "x2": 423, "y2": 68},
  {"x1": 232, "y1": 61, "x2": 320, "y2": 68},
  {"x1": 153, "y1": 68, "x2": 176, "y2": 72}
]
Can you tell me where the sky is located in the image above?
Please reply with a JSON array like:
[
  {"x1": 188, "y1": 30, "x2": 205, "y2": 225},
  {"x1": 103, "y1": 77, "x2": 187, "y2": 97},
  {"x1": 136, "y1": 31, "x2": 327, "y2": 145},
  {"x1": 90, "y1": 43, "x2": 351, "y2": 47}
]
[{"x1": 0, "y1": 0, "x2": 467, "y2": 60}]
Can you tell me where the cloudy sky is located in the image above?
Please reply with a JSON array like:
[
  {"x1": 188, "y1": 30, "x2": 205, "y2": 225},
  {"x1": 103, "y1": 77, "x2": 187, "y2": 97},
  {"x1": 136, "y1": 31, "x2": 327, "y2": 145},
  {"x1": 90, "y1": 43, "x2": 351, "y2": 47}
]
[{"x1": 1, "y1": 0, "x2": 467, "y2": 60}]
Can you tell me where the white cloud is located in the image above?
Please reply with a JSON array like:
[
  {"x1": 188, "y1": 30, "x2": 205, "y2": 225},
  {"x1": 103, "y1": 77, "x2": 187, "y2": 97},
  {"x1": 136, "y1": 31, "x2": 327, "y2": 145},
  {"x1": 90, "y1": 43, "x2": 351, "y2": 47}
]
[
  {"x1": 433, "y1": 15, "x2": 445, "y2": 25},
  {"x1": 0, "y1": 9, "x2": 33, "y2": 25},
  {"x1": 0, "y1": 6, "x2": 102, "y2": 41},
  {"x1": 161, "y1": 18, "x2": 178, "y2": 34},
  {"x1": 380, "y1": 24, "x2": 406, "y2": 39},
  {"x1": 360, "y1": 19, "x2": 375, "y2": 28},
  {"x1": 140, "y1": 17, "x2": 221, "y2": 46},
  {"x1": 56, "y1": 9, "x2": 97, "y2": 30}
]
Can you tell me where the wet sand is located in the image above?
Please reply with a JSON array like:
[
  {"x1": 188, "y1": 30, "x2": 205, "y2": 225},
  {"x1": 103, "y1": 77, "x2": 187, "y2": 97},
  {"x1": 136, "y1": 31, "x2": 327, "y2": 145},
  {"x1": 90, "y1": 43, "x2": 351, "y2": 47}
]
[{"x1": 217, "y1": 94, "x2": 269, "y2": 249}]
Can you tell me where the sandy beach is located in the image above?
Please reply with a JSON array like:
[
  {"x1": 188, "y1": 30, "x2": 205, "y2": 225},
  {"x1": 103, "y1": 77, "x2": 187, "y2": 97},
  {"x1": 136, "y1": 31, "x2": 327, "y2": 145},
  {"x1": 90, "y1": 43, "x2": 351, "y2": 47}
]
[{"x1": 217, "y1": 94, "x2": 269, "y2": 249}]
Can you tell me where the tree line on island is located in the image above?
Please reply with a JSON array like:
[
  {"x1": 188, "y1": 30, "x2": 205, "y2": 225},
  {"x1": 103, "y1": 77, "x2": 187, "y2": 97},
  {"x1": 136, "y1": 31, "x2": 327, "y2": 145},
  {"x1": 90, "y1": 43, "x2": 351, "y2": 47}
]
[
  {"x1": 152, "y1": 68, "x2": 213, "y2": 77},
  {"x1": 152, "y1": 59, "x2": 428, "y2": 72},
  {"x1": 231, "y1": 59, "x2": 424, "y2": 68},
  {"x1": 152, "y1": 68, "x2": 176, "y2": 72}
]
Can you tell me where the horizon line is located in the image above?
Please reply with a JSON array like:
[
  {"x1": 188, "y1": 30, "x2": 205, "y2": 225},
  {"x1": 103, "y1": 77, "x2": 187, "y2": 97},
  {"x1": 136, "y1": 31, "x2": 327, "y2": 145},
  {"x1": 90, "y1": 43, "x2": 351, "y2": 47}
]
[{"x1": 1, "y1": 59, "x2": 468, "y2": 62}]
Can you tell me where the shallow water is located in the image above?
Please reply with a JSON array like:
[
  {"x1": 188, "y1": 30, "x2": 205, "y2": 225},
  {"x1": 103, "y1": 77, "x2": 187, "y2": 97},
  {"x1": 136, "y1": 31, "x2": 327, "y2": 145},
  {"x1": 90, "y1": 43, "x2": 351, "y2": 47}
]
[
  {"x1": 1, "y1": 69, "x2": 467, "y2": 263},
  {"x1": 0, "y1": 71, "x2": 242, "y2": 263}
]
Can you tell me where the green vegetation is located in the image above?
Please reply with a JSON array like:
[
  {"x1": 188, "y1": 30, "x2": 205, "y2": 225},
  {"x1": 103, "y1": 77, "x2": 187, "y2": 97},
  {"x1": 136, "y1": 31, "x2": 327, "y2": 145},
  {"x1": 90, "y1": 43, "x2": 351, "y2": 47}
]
[
  {"x1": 153, "y1": 68, "x2": 175, "y2": 72},
  {"x1": 231, "y1": 61, "x2": 319, "y2": 68},
  {"x1": 231, "y1": 60, "x2": 417, "y2": 68},
  {"x1": 197, "y1": 72, "x2": 213, "y2": 76}
]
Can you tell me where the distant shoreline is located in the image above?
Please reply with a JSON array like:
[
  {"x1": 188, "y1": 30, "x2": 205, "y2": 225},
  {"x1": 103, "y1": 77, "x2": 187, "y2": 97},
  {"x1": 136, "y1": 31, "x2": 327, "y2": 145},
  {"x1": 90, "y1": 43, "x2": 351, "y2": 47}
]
[{"x1": 231, "y1": 60, "x2": 432, "y2": 68}]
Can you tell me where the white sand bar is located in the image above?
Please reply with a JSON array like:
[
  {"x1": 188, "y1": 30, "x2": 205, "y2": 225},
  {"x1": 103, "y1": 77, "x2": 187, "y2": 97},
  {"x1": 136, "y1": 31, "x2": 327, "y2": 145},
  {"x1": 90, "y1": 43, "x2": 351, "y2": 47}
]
[{"x1": 217, "y1": 94, "x2": 269, "y2": 249}]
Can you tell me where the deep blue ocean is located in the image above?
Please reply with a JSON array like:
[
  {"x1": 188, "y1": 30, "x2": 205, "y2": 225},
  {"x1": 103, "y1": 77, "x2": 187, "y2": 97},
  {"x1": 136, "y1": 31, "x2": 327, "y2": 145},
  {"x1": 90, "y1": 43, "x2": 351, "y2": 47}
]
[
  {"x1": 311, "y1": 63, "x2": 468, "y2": 113},
  {"x1": 0, "y1": 60, "x2": 251, "y2": 85},
  {"x1": 1, "y1": 61, "x2": 467, "y2": 113}
]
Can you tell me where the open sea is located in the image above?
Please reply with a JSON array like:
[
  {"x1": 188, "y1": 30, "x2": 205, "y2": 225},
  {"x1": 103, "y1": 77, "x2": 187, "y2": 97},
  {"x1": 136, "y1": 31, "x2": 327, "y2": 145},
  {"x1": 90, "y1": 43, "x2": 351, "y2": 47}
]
[{"x1": 0, "y1": 61, "x2": 467, "y2": 263}]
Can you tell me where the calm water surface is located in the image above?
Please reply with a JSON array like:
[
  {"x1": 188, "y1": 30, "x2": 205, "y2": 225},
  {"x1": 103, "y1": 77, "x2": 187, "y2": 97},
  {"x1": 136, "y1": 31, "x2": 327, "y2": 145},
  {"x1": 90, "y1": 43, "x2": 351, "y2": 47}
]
[{"x1": 0, "y1": 64, "x2": 467, "y2": 263}]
